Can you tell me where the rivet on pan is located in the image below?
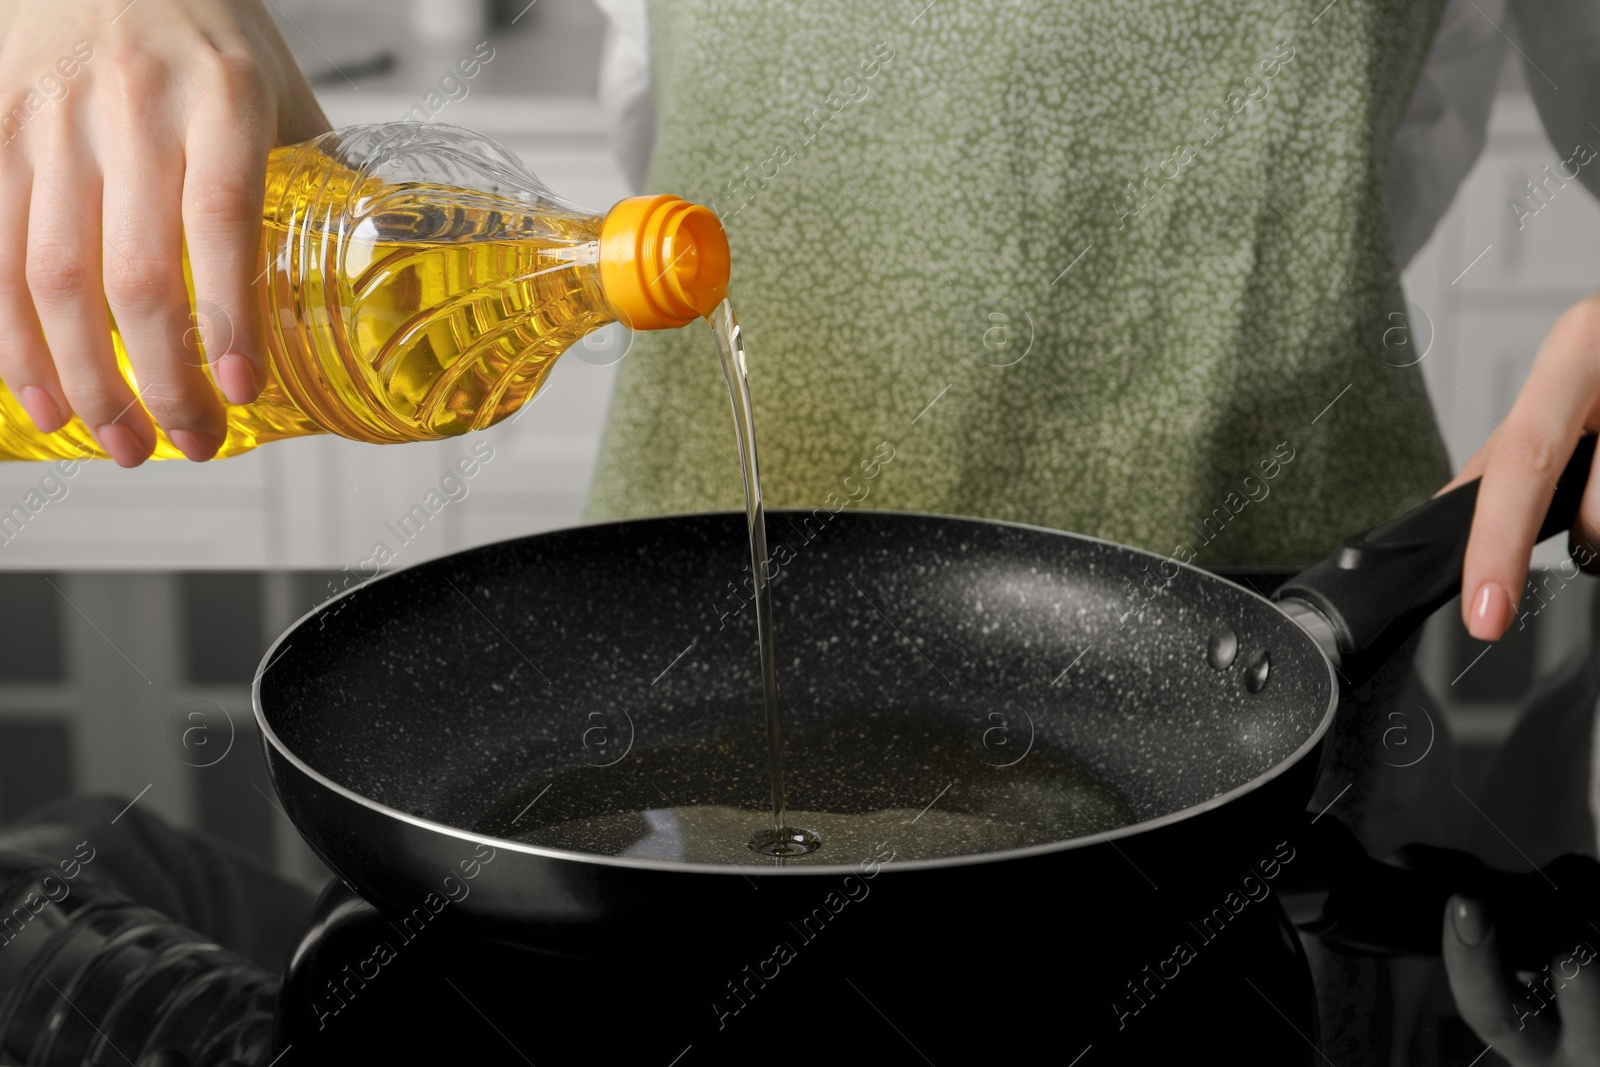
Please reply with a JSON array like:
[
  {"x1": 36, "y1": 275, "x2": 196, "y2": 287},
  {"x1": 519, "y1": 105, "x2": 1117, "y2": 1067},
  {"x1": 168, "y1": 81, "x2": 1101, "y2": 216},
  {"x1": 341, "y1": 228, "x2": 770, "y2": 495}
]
[
  {"x1": 1207, "y1": 627, "x2": 1239, "y2": 670},
  {"x1": 1244, "y1": 649, "x2": 1271, "y2": 694}
]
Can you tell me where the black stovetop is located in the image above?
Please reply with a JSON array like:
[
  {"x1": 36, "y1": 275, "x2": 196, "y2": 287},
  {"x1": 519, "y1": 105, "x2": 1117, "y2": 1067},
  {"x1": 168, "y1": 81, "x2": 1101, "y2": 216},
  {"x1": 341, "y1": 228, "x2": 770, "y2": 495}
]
[{"x1": 274, "y1": 877, "x2": 1319, "y2": 1066}]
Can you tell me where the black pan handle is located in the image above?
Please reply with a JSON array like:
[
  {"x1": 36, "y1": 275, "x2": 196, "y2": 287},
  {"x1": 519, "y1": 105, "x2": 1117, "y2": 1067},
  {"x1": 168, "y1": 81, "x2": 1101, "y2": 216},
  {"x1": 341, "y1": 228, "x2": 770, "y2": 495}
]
[{"x1": 1273, "y1": 434, "x2": 1597, "y2": 684}]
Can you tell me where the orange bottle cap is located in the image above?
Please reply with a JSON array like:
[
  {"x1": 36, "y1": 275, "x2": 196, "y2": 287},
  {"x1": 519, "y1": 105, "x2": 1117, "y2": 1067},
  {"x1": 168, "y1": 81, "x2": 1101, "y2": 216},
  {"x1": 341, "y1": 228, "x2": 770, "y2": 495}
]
[{"x1": 598, "y1": 195, "x2": 730, "y2": 331}]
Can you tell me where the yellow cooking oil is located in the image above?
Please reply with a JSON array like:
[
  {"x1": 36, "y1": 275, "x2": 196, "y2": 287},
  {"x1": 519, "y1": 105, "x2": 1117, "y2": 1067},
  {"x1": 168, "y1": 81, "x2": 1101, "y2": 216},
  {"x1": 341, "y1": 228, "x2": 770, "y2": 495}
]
[{"x1": 0, "y1": 124, "x2": 730, "y2": 461}]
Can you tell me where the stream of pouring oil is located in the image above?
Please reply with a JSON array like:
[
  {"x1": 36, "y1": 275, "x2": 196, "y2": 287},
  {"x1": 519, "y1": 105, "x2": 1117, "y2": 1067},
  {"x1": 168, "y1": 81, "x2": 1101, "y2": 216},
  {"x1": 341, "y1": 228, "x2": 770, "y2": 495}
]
[{"x1": 708, "y1": 299, "x2": 821, "y2": 859}]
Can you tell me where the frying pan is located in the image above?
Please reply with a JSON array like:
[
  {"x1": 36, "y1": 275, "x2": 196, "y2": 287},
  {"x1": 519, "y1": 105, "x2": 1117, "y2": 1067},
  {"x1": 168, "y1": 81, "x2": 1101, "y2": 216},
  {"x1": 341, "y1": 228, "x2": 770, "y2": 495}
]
[{"x1": 256, "y1": 438, "x2": 1600, "y2": 1055}]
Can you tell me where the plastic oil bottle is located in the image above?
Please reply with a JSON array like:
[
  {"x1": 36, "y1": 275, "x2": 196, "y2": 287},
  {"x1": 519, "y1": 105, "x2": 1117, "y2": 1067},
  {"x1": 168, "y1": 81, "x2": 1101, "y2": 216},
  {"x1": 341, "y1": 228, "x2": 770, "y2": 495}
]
[{"x1": 0, "y1": 123, "x2": 730, "y2": 461}]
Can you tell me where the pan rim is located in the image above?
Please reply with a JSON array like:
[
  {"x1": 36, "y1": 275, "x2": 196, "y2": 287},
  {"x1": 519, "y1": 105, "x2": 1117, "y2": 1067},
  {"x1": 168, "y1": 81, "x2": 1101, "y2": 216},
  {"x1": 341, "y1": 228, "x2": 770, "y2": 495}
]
[{"x1": 252, "y1": 507, "x2": 1341, "y2": 878}]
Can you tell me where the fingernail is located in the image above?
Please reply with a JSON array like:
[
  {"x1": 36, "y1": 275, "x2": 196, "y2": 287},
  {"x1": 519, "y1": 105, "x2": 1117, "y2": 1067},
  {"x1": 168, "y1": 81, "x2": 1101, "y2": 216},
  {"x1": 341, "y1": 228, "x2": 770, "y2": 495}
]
[
  {"x1": 1468, "y1": 582, "x2": 1512, "y2": 641},
  {"x1": 18, "y1": 387, "x2": 64, "y2": 433},
  {"x1": 1452, "y1": 897, "x2": 1489, "y2": 947},
  {"x1": 95, "y1": 422, "x2": 148, "y2": 468},
  {"x1": 213, "y1": 353, "x2": 260, "y2": 405},
  {"x1": 168, "y1": 429, "x2": 221, "y2": 462}
]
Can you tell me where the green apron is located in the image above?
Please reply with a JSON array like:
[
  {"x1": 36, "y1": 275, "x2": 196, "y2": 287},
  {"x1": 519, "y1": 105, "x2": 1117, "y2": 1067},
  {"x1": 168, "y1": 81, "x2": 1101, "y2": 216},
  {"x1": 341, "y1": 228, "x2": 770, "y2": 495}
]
[{"x1": 587, "y1": 0, "x2": 1451, "y2": 568}]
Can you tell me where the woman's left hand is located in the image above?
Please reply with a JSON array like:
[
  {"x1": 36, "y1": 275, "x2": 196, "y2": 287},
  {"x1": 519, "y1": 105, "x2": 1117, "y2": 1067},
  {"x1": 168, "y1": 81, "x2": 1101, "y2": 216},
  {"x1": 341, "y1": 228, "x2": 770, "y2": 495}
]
[{"x1": 1444, "y1": 296, "x2": 1600, "y2": 640}]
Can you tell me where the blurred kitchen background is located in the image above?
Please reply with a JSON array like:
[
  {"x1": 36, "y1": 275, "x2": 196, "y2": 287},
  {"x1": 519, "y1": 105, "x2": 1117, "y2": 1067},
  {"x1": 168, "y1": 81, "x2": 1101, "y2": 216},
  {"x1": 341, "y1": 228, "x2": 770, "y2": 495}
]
[{"x1": 0, "y1": 0, "x2": 1592, "y2": 886}]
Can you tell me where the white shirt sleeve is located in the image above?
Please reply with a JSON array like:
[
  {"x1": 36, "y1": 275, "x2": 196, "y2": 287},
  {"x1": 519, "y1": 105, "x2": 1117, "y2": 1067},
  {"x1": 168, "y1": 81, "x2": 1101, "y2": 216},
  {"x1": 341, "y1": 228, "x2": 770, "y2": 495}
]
[
  {"x1": 1505, "y1": 0, "x2": 1600, "y2": 206},
  {"x1": 594, "y1": 0, "x2": 655, "y2": 193},
  {"x1": 1387, "y1": 0, "x2": 1510, "y2": 267}
]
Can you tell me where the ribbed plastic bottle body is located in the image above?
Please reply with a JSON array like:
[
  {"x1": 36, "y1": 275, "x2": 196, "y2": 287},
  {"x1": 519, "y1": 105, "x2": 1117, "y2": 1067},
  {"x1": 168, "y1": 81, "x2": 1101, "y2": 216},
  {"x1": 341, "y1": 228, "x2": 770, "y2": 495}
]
[
  {"x1": 0, "y1": 124, "x2": 616, "y2": 462},
  {"x1": 0, "y1": 857, "x2": 278, "y2": 1066}
]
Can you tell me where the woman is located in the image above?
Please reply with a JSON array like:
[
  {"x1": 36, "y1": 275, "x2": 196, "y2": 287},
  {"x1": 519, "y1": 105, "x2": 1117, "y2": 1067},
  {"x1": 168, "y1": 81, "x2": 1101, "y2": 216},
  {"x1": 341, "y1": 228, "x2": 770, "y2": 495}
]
[
  {"x1": 0, "y1": 0, "x2": 1592, "y2": 1059},
  {"x1": 583, "y1": 1, "x2": 1600, "y2": 1060}
]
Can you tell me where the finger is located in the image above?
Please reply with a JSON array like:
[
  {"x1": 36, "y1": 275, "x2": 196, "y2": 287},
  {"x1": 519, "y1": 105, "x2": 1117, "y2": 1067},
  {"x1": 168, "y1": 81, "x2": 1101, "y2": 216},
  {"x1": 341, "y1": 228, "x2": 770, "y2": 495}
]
[
  {"x1": 180, "y1": 51, "x2": 271, "y2": 407},
  {"x1": 1554, "y1": 943, "x2": 1600, "y2": 1057},
  {"x1": 0, "y1": 151, "x2": 67, "y2": 432},
  {"x1": 1442, "y1": 896, "x2": 1558, "y2": 1060},
  {"x1": 1439, "y1": 440, "x2": 1491, "y2": 497},
  {"x1": 102, "y1": 90, "x2": 225, "y2": 460},
  {"x1": 25, "y1": 130, "x2": 153, "y2": 466},
  {"x1": 1460, "y1": 303, "x2": 1600, "y2": 639}
]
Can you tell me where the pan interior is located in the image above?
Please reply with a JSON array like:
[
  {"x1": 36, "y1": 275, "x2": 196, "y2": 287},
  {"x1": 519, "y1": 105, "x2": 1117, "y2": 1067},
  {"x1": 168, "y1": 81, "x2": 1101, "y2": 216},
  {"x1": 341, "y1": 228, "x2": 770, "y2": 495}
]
[
  {"x1": 258, "y1": 512, "x2": 1335, "y2": 868},
  {"x1": 482, "y1": 709, "x2": 1131, "y2": 864}
]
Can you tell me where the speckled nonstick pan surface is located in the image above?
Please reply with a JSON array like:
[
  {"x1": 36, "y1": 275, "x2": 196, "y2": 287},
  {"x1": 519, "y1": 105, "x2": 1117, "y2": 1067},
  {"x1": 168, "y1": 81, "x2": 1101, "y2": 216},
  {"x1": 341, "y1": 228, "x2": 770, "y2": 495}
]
[{"x1": 254, "y1": 441, "x2": 1593, "y2": 955}]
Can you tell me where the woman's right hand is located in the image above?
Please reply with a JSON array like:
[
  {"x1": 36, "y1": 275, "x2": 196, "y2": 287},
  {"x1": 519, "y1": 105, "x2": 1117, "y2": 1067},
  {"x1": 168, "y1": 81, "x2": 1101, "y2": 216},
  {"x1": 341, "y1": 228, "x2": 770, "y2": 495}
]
[{"x1": 0, "y1": 0, "x2": 330, "y2": 465}]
